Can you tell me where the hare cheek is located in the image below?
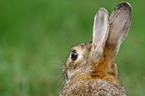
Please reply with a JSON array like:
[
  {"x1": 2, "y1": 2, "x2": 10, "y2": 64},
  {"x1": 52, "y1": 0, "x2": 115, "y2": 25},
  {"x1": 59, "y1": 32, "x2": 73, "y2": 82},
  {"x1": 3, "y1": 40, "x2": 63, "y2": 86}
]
[
  {"x1": 75, "y1": 55, "x2": 87, "y2": 67},
  {"x1": 67, "y1": 70, "x2": 73, "y2": 80}
]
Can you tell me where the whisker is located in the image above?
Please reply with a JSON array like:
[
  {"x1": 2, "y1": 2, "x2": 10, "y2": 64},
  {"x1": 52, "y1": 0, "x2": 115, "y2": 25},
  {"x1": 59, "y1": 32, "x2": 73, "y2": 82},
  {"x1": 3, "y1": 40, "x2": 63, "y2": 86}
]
[
  {"x1": 64, "y1": 30, "x2": 75, "y2": 47},
  {"x1": 56, "y1": 79, "x2": 65, "y2": 95}
]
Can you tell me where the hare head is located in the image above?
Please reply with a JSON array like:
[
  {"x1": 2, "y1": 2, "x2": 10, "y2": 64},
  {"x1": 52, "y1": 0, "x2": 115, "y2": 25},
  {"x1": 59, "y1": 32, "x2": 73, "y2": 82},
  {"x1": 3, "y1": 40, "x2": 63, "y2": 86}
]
[{"x1": 63, "y1": 2, "x2": 132, "y2": 84}]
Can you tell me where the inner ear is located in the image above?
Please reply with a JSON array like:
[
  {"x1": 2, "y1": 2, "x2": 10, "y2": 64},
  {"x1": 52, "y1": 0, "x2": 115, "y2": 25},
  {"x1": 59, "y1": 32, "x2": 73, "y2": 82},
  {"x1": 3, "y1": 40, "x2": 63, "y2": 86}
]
[
  {"x1": 89, "y1": 8, "x2": 109, "y2": 62},
  {"x1": 92, "y1": 8, "x2": 109, "y2": 49}
]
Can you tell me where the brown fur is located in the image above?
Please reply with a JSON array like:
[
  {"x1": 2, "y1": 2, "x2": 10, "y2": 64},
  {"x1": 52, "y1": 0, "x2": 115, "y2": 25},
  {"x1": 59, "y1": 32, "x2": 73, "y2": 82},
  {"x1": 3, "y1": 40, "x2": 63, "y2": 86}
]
[
  {"x1": 68, "y1": 44, "x2": 123, "y2": 91},
  {"x1": 60, "y1": 2, "x2": 131, "y2": 96}
]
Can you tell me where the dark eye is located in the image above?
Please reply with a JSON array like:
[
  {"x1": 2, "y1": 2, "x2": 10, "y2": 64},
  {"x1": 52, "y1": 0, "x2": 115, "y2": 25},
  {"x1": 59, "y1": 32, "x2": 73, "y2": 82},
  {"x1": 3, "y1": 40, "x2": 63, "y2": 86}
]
[{"x1": 71, "y1": 50, "x2": 78, "y2": 61}]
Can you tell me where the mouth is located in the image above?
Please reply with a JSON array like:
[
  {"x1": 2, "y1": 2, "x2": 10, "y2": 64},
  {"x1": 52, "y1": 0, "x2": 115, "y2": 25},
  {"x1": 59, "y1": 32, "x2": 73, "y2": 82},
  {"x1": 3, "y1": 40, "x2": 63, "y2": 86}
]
[{"x1": 63, "y1": 65, "x2": 68, "y2": 82}]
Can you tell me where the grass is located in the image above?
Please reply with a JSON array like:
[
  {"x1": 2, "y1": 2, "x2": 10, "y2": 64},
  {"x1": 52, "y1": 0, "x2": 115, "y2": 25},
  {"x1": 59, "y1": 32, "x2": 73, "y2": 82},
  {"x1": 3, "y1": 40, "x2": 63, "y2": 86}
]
[{"x1": 0, "y1": 0, "x2": 145, "y2": 96}]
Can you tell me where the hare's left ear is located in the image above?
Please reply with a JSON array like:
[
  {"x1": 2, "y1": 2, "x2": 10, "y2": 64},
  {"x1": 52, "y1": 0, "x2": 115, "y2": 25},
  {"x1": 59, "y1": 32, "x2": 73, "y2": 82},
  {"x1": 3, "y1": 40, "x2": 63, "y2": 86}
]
[
  {"x1": 89, "y1": 8, "x2": 109, "y2": 62},
  {"x1": 106, "y1": 2, "x2": 132, "y2": 57}
]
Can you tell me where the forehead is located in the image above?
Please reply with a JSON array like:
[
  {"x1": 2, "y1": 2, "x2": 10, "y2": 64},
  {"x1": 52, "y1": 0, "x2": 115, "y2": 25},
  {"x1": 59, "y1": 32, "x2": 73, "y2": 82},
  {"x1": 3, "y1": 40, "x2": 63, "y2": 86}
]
[{"x1": 71, "y1": 42, "x2": 92, "y2": 51}]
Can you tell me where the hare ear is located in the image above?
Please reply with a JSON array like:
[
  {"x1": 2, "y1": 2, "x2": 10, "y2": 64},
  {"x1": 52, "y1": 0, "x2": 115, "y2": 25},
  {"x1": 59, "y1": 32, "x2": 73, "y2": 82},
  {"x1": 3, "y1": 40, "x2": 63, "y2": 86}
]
[
  {"x1": 106, "y1": 2, "x2": 132, "y2": 57},
  {"x1": 89, "y1": 8, "x2": 109, "y2": 62}
]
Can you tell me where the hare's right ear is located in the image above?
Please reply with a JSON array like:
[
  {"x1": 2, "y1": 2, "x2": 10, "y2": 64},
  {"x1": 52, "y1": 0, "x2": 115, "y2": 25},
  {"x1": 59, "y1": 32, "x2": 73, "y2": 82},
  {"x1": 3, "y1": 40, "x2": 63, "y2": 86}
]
[{"x1": 106, "y1": 2, "x2": 132, "y2": 57}]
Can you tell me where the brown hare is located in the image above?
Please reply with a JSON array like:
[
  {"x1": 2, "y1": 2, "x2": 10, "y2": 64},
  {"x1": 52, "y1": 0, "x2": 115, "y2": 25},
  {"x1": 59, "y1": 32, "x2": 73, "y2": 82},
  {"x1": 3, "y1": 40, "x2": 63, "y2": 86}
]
[{"x1": 60, "y1": 2, "x2": 132, "y2": 96}]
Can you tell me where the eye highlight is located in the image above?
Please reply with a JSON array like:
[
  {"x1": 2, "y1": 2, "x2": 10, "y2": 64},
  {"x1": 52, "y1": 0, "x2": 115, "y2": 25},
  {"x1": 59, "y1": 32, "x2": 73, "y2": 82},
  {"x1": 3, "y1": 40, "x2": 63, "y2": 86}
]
[{"x1": 71, "y1": 50, "x2": 78, "y2": 61}]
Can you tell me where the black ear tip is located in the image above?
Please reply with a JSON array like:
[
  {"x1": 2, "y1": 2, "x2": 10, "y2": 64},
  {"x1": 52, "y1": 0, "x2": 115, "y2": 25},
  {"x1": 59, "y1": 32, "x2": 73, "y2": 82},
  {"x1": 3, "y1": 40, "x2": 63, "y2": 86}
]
[{"x1": 116, "y1": 2, "x2": 132, "y2": 11}]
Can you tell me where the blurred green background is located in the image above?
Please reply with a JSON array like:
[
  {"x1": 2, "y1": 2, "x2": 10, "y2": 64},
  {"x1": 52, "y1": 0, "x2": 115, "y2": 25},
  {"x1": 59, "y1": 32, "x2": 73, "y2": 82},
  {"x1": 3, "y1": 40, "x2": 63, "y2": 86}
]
[{"x1": 0, "y1": 0, "x2": 145, "y2": 96}]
